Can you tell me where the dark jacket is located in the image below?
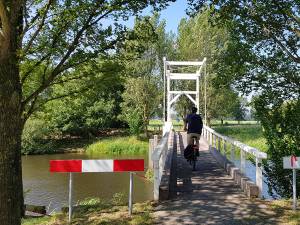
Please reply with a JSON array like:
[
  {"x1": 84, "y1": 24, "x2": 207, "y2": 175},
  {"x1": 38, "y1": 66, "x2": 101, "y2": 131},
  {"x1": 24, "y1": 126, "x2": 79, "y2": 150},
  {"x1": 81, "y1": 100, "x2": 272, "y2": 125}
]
[{"x1": 185, "y1": 113, "x2": 203, "y2": 134}]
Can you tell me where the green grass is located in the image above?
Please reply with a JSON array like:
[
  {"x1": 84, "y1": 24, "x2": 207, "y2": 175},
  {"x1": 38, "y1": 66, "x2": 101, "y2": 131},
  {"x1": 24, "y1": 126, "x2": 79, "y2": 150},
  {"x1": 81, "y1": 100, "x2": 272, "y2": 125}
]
[
  {"x1": 22, "y1": 217, "x2": 51, "y2": 225},
  {"x1": 148, "y1": 119, "x2": 183, "y2": 132},
  {"x1": 211, "y1": 120, "x2": 259, "y2": 126},
  {"x1": 213, "y1": 125, "x2": 268, "y2": 152},
  {"x1": 22, "y1": 196, "x2": 154, "y2": 225},
  {"x1": 86, "y1": 136, "x2": 148, "y2": 155}
]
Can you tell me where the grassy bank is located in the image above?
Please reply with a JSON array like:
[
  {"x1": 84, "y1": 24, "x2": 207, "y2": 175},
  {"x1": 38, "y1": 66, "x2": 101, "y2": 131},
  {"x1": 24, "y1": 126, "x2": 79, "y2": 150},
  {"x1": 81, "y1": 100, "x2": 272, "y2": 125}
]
[
  {"x1": 22, "y1": 198, "x2": 300, "y2": 225},
  {"x1": 86, "y1": 136, "x2": 148, "y2": 155},
  {"x1": 22, "y1": 197, "x2": 154, "y2": 225},
  {"x1": 213, "y1": 125, "x2": 268, "y2": 152},
  {"x1": 269, "y1": 200, "x2": 300, "y2": 225}
]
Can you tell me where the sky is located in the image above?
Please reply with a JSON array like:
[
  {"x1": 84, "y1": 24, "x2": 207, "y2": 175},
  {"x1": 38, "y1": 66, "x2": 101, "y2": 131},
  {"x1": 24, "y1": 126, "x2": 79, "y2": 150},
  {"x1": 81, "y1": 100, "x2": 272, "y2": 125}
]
[
  {"x1": 159, "y1": 0, "x2": 189, "y2": 33},
  {"x1": 125, "y1": 0, "x2": 189, "y2": 34}
]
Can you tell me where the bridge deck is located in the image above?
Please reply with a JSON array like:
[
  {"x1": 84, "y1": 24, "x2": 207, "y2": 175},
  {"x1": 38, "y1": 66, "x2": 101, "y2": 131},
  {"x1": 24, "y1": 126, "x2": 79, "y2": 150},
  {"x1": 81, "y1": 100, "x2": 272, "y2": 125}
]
[{"x1": 153, "y1": 132, "x2": 282, "y2": 224}]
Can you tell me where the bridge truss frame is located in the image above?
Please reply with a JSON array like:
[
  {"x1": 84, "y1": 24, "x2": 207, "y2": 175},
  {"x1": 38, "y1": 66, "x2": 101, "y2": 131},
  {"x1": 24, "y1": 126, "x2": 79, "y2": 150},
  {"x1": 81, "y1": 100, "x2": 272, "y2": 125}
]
[{"x1": 163, "y1": 58, "x2": 207, "y2": 123}]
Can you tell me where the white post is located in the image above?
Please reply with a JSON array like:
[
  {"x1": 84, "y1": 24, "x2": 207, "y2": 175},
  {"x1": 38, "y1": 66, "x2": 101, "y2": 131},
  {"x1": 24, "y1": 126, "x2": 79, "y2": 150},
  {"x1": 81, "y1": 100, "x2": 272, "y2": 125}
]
[
  {"x1": 223, "y1": 140, "x2": 227, "y2": 157},
  {"x1": 218, "y1": 137, "x2": 221, "y2": 151},
  {"x1": 204, "y1": 67, "x2": 207, "y2": 125},
  {"x1": 167, "y1": 71, "x2": 171, "y2": 121},
  {"x1": 163, "y1": 57, "x2": 166, "y2": 122},
  {"x1": 129, "y1": 172, "x2": 133, "y2": 215},
  {"x1": 68, "y1": 172, "x2": 73, "y2": 223},
  {"x1": 256, "y1": 157, "x2": 263, "y2": 198},
  {"x1": 149, "y1": 139, "x2": 154, "y2": 169},
  {"x1": 153, "y1": 159, "x2": 159, "y2": 200},
  {"x1": 293, "y1": 169, "x2": 297, "y2": 210},
  {"x1": 231, "y1": 145, "x2": 235, "y2": 162},
  {"x1": 241, "y1": 150, "x2": 246, "y2": 174},
  {"x1": 154, "y1": 135, "x2": 158, "y2": 148},
  {"x1": 196, "y1": 75, "x2": 200, "y2": 111}
]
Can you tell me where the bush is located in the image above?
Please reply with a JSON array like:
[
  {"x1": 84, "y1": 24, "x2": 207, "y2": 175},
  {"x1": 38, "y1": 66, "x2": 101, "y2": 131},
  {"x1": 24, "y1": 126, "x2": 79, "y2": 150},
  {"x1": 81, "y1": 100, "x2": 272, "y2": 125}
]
[
  {"x1": 22, "y1": 119, "x2": 54, "y2": 154},
  {"x1": 255, "y1": 99, "x2": 300, "y2": 198}
]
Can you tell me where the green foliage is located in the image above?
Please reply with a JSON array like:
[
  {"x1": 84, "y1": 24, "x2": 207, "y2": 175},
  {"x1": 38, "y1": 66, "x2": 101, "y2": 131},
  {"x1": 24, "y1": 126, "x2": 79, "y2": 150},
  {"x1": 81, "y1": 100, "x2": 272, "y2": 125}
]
[
  {"x1": 86, "y1": 136, "x2": 148, "y2": 155},
  {"x1": 254, "y1": 99, "x2": 300, "y2": 198},
  {"x1": 39, "y1": 58, "x2": 124, "y2": 137},
  {"x1": 21, "y1": 118, "x2": 54, "y2": 154},
  {"x1": 121, "y1": 77, "x2": 159, "y2": 136},
  {"x1": 176, "y1": 8, "x2": 241, "y2": 123},
  {"x1": 111, "y1": 192, "x2": 127, "y2": 206}
]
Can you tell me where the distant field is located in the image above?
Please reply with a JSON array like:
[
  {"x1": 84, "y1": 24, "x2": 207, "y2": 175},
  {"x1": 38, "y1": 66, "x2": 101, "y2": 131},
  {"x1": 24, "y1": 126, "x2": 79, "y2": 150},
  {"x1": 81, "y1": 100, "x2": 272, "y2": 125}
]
[
  {"x1": 211, "y1": 120, "x2": 259, "y2": 125},
  {"x1": 213, "y1": 125, "x2": 268, "y2": 152},
  {"x1": 148, "y1": 119, "x2": 183, "y2": 131}
]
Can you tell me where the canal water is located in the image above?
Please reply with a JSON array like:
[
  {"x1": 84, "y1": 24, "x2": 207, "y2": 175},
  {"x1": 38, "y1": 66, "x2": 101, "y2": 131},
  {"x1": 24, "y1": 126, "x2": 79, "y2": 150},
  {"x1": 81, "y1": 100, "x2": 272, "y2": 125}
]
[{"x1": 22, "y1": 153, "x2": 152, "y2": 213}]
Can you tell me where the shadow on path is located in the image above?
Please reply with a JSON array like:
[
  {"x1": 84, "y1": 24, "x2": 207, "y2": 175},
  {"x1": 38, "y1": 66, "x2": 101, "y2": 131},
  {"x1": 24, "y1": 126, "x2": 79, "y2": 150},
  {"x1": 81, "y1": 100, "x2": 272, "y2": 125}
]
[{"x1": 153, "y1": 132, "x2": 283, "y2": 225}]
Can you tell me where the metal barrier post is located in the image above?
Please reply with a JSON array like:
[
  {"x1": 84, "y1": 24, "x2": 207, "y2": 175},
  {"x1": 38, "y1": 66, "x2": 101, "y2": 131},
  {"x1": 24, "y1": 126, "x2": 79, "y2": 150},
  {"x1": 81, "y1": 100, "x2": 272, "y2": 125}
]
[
  {"x1": 129, "y1": 172, "x2": 133, "y2": 215},
  {"x1": 68, "y1": 172, "x2": 73, "y2": 223},
  {"x1": 293, "y1": 169, "x2": 297, "y2": 210}
]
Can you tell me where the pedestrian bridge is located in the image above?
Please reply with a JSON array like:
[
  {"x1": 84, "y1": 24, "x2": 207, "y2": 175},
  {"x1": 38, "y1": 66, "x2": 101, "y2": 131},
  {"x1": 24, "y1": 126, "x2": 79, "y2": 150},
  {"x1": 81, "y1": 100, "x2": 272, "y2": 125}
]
[{"x1": 149, "y1": 123, "x2": 277, "y2": 224}]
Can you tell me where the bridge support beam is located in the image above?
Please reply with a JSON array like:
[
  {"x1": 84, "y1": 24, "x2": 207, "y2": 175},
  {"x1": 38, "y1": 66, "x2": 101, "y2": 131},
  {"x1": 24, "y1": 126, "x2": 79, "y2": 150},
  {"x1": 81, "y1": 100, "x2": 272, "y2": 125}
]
[{"x1": 164, "y1": 58, "x2": 206, "y2": 122}]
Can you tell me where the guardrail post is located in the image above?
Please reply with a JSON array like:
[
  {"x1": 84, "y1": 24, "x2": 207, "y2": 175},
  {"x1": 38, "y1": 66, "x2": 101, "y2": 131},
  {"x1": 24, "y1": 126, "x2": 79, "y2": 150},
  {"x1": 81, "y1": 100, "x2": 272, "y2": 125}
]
[
  {"x1": 231, "y1": 145, "x2": 235, "y2": 162},
  {"x1": 223, "y1": 140, "x2": 227, "y2": 157},
  {"x1": 149, "y1": 139, "x2": 154, "y2": 169},
  {"x1": 218, "y1": 137, "x2": 221, "y2": 151},
  {"x1": 241, "y1": 150, "x2": 246, "y2": 174},
  {"x1": 256, "y1": 157, "x2": 263, "y2": 198}
]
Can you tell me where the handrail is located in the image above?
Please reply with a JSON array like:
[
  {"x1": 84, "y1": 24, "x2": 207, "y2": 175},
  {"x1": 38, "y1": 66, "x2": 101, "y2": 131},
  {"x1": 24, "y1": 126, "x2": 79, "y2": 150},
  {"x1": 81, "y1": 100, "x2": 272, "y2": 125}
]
[
  {"x1": 203, "y1": 125, "x2": 267, "y2": 198},
  {"x1": 204, "y1": 126, "x2": 267, "y2": 159},
  {"x1": 152, "y1": 122, "x2": 173, "y2": 200}
]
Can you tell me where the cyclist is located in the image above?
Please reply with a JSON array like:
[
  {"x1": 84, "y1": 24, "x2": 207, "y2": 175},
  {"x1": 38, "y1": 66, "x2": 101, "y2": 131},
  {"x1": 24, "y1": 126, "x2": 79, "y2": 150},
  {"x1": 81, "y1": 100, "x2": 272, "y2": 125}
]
[{"x1": 183, "y1": 106, "x2": 203, "y2": 149}]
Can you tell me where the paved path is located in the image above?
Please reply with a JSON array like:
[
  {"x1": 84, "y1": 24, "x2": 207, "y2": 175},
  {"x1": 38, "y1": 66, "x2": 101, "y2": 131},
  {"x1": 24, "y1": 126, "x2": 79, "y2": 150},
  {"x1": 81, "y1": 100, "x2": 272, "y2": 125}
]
[{"x1": 153, "y1": 132, "x2": 283, "y2": 225}]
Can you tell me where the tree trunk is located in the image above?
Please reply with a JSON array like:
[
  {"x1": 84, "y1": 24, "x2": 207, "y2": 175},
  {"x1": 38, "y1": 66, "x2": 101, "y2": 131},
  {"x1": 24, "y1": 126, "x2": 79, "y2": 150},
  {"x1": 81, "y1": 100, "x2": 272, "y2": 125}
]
[
  {"x1": 0, "y1": 2, "x2": 24, "y2": 224},
  {"x1": 0, "y1": 58, "x2": 24, "y2": 225}
]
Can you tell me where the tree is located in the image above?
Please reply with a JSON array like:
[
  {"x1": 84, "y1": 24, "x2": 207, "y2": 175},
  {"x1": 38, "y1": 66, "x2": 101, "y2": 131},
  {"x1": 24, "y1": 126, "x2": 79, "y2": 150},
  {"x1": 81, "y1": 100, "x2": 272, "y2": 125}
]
[
  {"x1": 187, "y1": 0, "x2": 300, "y2": 101},
  {"x1": 121, "y1": 13, "x2": 177, "y2": 119},
  {"x1": 232, "y1": 98, "x2": 247, "y2": 124},
  {"x1": 176, "y1": 8, "x2": 239, "y2": 125},
  {"x1": 187, "y1": 0, "x2": 300, "y2": 197},
  {"x1": 254, "y1": 98, "x2": 300, "y2": 197},
  {"x1": 0, "y1": 1, "x2": 174, "y2": 224},
  {"x1": 121, "y1": 77, "x2": 159, "y2": 136}
]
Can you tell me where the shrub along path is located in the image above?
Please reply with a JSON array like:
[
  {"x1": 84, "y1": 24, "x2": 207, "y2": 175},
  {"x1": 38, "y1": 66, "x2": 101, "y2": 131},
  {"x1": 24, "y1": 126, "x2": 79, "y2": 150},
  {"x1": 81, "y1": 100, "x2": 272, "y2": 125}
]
[{"x1": 153, "y1": 132, "x2": 284, "y2": 225}]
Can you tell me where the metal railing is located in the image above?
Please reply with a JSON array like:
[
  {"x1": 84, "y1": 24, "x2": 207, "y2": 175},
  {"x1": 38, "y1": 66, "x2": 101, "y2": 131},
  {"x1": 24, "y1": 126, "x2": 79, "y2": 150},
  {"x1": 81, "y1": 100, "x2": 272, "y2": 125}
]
[
  {"x1": 203, "y1": 125, "x2": 267, "y2": 197},
  {"x1": 152, "y1": 122, "x2": 173, "y2": 200}
]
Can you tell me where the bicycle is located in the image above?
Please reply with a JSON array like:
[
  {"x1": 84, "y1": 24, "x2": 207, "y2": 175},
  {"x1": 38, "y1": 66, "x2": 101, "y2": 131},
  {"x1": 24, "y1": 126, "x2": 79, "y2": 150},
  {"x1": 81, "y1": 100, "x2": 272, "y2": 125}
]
[{"x1": 190, "y1": 136, "x2": 199, "y2": 171}]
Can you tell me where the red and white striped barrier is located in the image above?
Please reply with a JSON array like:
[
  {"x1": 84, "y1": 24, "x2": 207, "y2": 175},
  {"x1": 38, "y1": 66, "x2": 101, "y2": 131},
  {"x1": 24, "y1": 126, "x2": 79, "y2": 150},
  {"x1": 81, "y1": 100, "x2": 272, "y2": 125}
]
[
  {"x1": 50, "y1": 159, "x2": 144, "y2": 172},
  {"x1": 49, "y1": 158, "x2": 144, "y2": 221}
]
